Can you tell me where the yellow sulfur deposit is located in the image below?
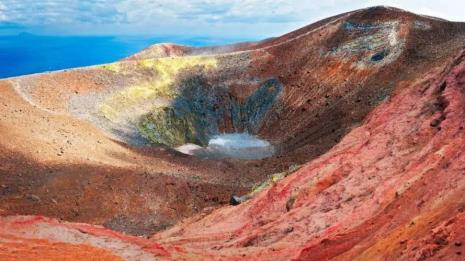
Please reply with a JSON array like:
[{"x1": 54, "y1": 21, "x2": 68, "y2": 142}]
[{"x1": 100, "y1": 56, "x2": 218, "y2": 122}]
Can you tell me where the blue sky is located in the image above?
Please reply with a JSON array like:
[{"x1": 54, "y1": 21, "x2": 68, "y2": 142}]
[{"x1": 0, "y1": 0, "x2": 464, "y2": 38}]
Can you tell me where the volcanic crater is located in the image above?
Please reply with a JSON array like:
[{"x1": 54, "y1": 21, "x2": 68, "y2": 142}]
[{"x1": 1, "y1": 6, "x2": 465, "y2": 260}]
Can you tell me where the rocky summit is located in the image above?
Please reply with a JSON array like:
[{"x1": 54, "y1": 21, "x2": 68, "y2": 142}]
[{"x1": 1, "y1": 6, "x2": 465, "y2": 260}]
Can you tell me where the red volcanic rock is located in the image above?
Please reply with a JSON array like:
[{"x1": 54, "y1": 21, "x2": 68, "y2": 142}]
[
  {"x1": 0, "y1": 216, "x2": 171, "y2": 260},
  {"x1": 147, "y1": 49, "x2": 465, "y2": 259},
  {"x1": 123, "y1": 43, "x2": 193, "y2": 60}
]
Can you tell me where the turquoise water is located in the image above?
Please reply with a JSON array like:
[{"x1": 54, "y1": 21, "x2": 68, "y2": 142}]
[{"x1": 0, "y1": 33, "x2": 252, "y2": 79}]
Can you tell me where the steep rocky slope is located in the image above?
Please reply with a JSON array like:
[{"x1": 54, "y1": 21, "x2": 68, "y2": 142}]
[{"x1": 1, "y1": 6, "x2": 465, "y2": 260}]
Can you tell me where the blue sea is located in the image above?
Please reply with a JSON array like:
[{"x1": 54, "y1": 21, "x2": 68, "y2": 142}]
[{"x1": 0, "y1": 33, "x2": 253, "y2": 79}]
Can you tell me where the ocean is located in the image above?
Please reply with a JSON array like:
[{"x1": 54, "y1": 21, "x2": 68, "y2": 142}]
[{"x1": 0, "y1": 33, "x2": 252, "y2": 79}]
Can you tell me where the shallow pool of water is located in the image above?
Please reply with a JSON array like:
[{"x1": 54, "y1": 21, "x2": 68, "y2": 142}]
[{"x1": 175, "y1": 133, "x2": 274, "y2": 160}]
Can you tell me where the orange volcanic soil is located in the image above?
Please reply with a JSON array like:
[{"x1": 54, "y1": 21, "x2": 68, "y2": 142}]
[{"x1": 1, "y1": 6, "x2": 465, "y2": 260}]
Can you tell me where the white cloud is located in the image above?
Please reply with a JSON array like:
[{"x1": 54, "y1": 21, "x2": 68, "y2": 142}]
[
  {"x1": 108, "y1": 0, "x2": 362, "y2": 36},
  {"x1": 0, "y1": 0, "x2": 463, "y2": 36},
  {"x1": 0, "y1": 0, "x2": 124, "y2": 25},
  {"x1": 114, "y1": 0, "x2": 358, "y2": 24},
  {"x1": 0, "y1": 2, "x2": 8, "y2": 21}
]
